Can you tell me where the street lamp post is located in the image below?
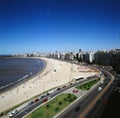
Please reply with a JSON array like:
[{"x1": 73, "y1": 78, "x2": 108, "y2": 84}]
[
  {"x1": 43, "y1": 79, "x2": 44, "y2": 93},
  {"x1": 69, "y1": 63, "x2": 73, "y2": 83}
]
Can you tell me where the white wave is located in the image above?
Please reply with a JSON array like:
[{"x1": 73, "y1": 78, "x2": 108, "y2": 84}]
[
  {"x1": 17, "y1": 74, "x2": 29, "y2": 82},
  {"x1": 0, "y1": 82, "x2": 14, "y2": 89},
  {"x1": 0, "y1": 74, "x2": 30, "y2": 89}
]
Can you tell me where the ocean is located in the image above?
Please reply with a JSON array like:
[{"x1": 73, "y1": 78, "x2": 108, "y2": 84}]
[{"x1": 0, "y1": 58, "x2": 45, "y2": 91}]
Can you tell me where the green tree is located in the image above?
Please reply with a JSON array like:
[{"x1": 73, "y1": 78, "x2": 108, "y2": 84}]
[
  {"x1": 46, "y1": 104, "x2": 50, "y2": 108},
  {"x1": 55, "y1": 107, "x2": 59, "y2": 111},
  {"x1": 58, "y1": 101, "x2": 62, "y2": 105}
]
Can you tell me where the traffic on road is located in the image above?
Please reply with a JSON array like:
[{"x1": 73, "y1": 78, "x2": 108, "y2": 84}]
[{"x1": 9, "y1": 75, "x2": 99, "y2": 118}]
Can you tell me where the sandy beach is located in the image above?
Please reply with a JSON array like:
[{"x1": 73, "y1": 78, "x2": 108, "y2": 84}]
[{"x1": 0, "y1": 57, "x2": 99, "y2": 113}]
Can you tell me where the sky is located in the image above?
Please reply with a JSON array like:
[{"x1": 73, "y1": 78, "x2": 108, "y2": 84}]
[{"x1": 0, "y1": 0, "x2": 120, "y2": 54}]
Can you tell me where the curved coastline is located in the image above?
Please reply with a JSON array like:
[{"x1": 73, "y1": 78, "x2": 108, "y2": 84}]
[
  {"x1": 0, "y1": 57, "x2": 46, "y2": 93},
  {"x1": 0, "y1": 57, "x2": 99, "y2": 113}
]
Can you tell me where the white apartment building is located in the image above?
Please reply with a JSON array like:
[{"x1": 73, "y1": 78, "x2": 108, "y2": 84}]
[{"x1": 89, "y1": 52, "x2": 95, "y2": 63}]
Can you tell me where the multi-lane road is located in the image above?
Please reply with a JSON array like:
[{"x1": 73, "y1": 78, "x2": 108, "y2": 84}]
[
  {"x1": 86, "y1": 73, "x2": 119, "y2": 118},
  {"x1": 10, "y1": 68, "x2": 115, "y2": 118},
  {"x1": 12, "y1": 75, "x2": 98, "y2": 118},
  {"x1": 85, "y1": 79, "x2": 116, "y2": 118},
  {"x1": 56, "y1": 77, "x2": 111, "y2": 118},
  {"x1": 55, "y1": 68, "x2": 115, "y2": 118}
]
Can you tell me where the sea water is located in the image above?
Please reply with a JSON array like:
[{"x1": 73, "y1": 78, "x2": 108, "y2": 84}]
[{"x1": 0, "y1": 58, "x2": 45, "y2": 90}]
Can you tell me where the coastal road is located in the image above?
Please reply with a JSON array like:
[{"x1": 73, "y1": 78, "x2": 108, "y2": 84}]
[
  {"x1": 13, "y1": 76, "x2": 98, "y2": 118},
  {"x1": 89, "y1": 74, "x2": 120, "y2": 118},
  {"x1": 56, "y1": 69, "x2": 115, "y2": 118},
  {"x1": 85, "y1": 80, "x2": 116, "y2": 118},
  {"x1": 56, "y1": 77, "x2": 110, "y2": 118}
]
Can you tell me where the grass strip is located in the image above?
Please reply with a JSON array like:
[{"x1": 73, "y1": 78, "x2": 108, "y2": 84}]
[
  {"x1": 26, "y1": 93, "x2": 77, "y2": 118},
  {"x1": 0, "y1": 87, "x2": 57, "y2": 116},
  {"x1": 76, "y1": 78, "x2": 100, "y2": 90}
]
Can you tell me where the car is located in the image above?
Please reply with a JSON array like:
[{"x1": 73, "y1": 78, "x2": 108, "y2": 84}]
[
  {"x1": 57, "y1": 88, "x2": 61, "y2": 90},
  {"x1": 72, "y1": 89, "x2": 78, "y2": 93},
  {"x1": 40, "y1": 94, "x2": 46, "y2": 99},
  {"x1": 102, "y1": 99, "x2": 108, "y2": 104},
  {"x1": 25, "y1": 109, "x2": 30, "y2": 114},
  {"x1": 28, "y1": 101, "x2": 34, "y2": 105},
  {"x1": 48, "y1": 96, "x2": 51, "y2": 100},
  {"x1": 104, "y1": 83, "x2": 107, "y2": 86},
  {"x1": 42, "y1": 98, "x2": 48, "y2": 102},
  {"x1": 9, "y1": 112, "x2": 14, "y2": 117},
  {"x1": 76, "y1": 80, "x2": 80, "y2": 83},
  {"x1": 96, "y1": 98, "x2": 102, "y2": 104},
  {"x1": 97, "y1": 87, "x2": 102, "y2": 91},
  {"x1": 100, "y1": 80, "x2": 104, "y2": 84},
  {"x1": 63, "y1": 86, "x2": 66, "y2": 88},
  {"x1": 69, "y1": 83, "x2": 73, "y2": 85},
  {"x1": 72, "y1": 90, "x2": 76, "y2": 93},
  {"x1": 34, "y1": 98, "x2": 39, "y2": 102},
  {"x1": 48, "y1": 90, "x2": 54, "y2": 94},
  {"x1": 76, "y1": 90, "x2": 78, "y2": 92},
  {"x1": 46, "y1": 93, "x2": 50, "y2": 96},
  {"x1": 9, "y1": 110, "x2": 18, "y2": 117},
  {"x1": 75, "y1": 106, "x2": 81, "y2": 112}
]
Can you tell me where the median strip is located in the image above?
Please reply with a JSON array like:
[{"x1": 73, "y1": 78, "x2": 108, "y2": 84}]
[
  {"x1": 26, "y1": 93, "x2": 77, "y2": 118},
  {"x1": 76, "y1": 78, "x2": 100, "y2": 90}
]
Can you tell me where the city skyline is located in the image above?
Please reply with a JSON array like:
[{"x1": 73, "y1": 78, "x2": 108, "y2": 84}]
[{"x1": 0, "y1": 0, "x2": 120, "y2": 54}]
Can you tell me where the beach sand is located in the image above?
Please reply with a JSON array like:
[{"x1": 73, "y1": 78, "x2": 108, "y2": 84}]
[{"x1": 0, "y1": 57, "x2": 99, "y2": 113}]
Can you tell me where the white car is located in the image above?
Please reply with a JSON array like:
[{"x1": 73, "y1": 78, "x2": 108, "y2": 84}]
[
  {"x1": 48, "y1": 96, "x2": 51, "y2": 100},
  {"x1": 98, "y1": 87, "x2": 102, "y2": 91},
  {"x1": 9, "y1": 109, "x2": 18, "y2": 117},
  {"x1": 100, "y1": 80, "x2": 104, "y2": 84}
]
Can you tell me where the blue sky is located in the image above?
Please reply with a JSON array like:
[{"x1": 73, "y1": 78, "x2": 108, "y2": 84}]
[{"x1": 0, "y1": 0, "x2": 120, "y2": 54}]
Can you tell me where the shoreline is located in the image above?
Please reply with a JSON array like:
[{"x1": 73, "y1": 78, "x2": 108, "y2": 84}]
[
  {"x1": 0, "y1": 57, "x2": 99, "y2": 113},
  {"x1": 0, "y1": 57, "x2": 46, "y2": 93}
]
